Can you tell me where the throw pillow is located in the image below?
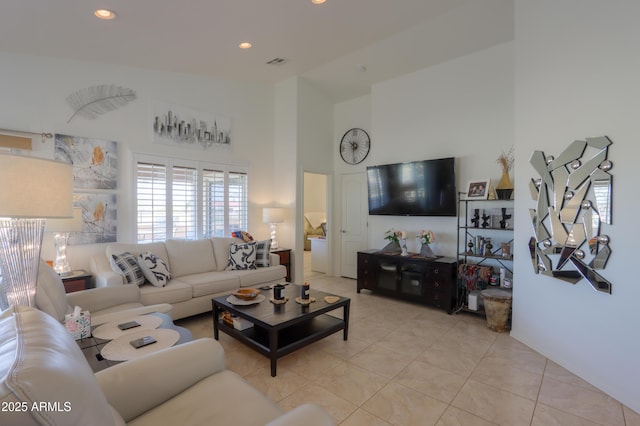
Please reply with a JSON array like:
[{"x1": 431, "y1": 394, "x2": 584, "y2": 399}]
[
  {"x1": 231, "y1": 230, "x2": 254, "y2": 242},
  {"x1": 111, "y1": 252, "x2": 146, "y2": 286},
  {"x1": 226, "y1": 241, "x2": 257, "y2": 271},
  {"x1": 255, "y1": 239, "x2": 271, "y2": 267},
  {"x1": 138, "y1": 252, "x2": 171, "y2": 287}
]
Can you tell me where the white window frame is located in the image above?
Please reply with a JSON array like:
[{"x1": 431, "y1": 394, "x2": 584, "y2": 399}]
[{"x1": 134, "y1": 153, "x2": 248, "y2": 242}]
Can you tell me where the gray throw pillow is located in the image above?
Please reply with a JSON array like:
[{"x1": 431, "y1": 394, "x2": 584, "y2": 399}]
[
  {"x1": 255, "y1": 239, "x2": 271, "y2": 267},
  {"x1": 111, "y1": 252, "x2": 145, "y2": 286}
]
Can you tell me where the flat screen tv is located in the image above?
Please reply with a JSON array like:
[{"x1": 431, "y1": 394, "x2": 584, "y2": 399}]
[{"x1": 367, "y1": 157, "x2": 456, "y2": 216}]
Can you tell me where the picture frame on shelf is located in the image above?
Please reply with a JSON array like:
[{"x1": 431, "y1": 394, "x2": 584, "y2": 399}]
[{"x1": 465, "y1": 179, "x2": 490, "y2": 200}]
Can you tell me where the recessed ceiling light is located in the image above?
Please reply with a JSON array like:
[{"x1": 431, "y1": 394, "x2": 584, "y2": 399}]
[
  {"x1": 239, "y1": 42, "x2": 252, "y2": 49},
  {"x1": 94, "y1": 9, "x2": 116, "y2": 20},
  {"x1": 312, "y1": 0, "x2": 326, "y2": 4}
]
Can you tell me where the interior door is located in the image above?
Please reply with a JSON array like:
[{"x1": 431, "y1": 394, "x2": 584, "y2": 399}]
[{"x1": 340, "y1": 173, "x2": 368, "y2": 278}]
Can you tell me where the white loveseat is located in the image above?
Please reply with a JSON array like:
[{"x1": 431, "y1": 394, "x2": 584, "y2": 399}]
[
  {"x1": 90, "y1": 238, "x2": 286, "y2": 320},
  {"x1": 0, "y1": 306, "x2": 334, "y2": 426}
]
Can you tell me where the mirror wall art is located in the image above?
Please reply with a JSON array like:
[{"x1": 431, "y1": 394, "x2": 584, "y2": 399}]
[{"x1": 528, "y1": 136, "x2": 613, "y2": 294}]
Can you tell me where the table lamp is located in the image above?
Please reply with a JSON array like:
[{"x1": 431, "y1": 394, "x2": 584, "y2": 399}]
[
  {"x1": 45, "y1": 208, "x2": 83, "y2": 276},
  {"x1": 0, "y1": 154, "x2": 72, "y2": 309},
  {"x1": 262, "y1": 207, "x2": 284, "y2": 250}
]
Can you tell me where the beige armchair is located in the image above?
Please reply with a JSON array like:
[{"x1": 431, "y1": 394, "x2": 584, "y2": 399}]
[
  {"x1": 35, "y1": 261, "x2": 173, "y2": 326},
  {"x1": 0, "y1": 306, "x2": 334, "y2": 426}
]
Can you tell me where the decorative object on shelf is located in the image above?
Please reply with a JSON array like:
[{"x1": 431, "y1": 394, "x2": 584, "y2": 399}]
[
  {"x1": 501, "y1": 242, "x2": 512, "y2": 259},
  {"x1": 400, "y1": 238, "x2": 408, "y2": 256},
  {"x1": 0, "y1": 155, "x2": 73, "y2": 309},
  {"x1": 263, "y1": 207, "x2": 285, "y2": 250},
  {"x1": 381, "y1": 228, "x2": 403, "y2": 252},
  {"x1": 417, "y1": 230, "x2": 436, "y2": 258},
  {"x1": 481, "y1": 211, "x2": 491, "y2": 228},
  {"x1": 339, "y1": 128, "x2": 370, "y2": 165},
  {"x1": 529, "y1": 136, "x2": 613, "y2": 293},
  {"x1": 458, "y1": 263, "x2": 494, "y2": 292},
  {"x1": 500, "y1": 208, "x2": 512, "y2": 229},
  {"x1": 496, "y1": 147, "x2": 514, "y2": 200},
  {"x1": 471, "y1": 209, "x2": 480, "y2": 228},
  {"x1": 66, "y1": 84, "x2": 137, "y2": 123},
  {"x1": 466, "y1": 241, "x2": 474, "y2": 254},
  {"x1": 484, "y1": 240, "x2": 493, "y2": 256},
  {"x1": 466, "y1": 179, "x2": 490, "y2": 200}
]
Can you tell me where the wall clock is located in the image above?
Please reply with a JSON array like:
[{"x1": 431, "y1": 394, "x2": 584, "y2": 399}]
[{"x1": 339, "y1": 128, "x2": 370, "y2": 165}]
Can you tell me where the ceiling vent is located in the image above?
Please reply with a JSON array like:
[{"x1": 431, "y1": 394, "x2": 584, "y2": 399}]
[{"x1": 266, "y1": 58, "x2": 287, "y2": 66}]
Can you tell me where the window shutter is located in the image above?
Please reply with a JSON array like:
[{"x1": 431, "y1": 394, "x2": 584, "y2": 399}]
[
  {"x1": 137, "y1": 162, "x2": 167, "y2": 243},
  {"x1": 171, "y1": 165, "x2": 198, "y2": 239},
  {"x1": 228, "y1": 171, "x2": 248, "y2": 234}
]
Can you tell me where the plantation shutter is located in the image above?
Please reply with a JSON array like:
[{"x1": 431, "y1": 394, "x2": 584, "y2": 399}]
[{"x1": 137, "y1": 162, "x2": 167, "y2": 243}]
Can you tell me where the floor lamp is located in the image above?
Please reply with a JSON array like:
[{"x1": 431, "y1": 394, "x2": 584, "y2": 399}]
[
  {"x1": 262, "y1": 207, "x2": 284, "y2": 250},
  {"x1": 0, "y1": 155, "x2": 73, "y2": 309}
]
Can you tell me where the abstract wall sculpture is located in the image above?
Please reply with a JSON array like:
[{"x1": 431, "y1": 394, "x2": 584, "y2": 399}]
[{"x1": 529, "y1": 136, "x2": 613, "y2": 294}]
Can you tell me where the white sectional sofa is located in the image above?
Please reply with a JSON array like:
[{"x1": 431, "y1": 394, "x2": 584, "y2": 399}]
[
  {"x1": 0, "y1": 306, "x2": 334, "y2": 426},
  {"x1": 90, "y1": 237, "x2": 286, "y2": 320}
]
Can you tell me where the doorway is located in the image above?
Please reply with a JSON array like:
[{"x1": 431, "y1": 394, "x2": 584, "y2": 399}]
[{"x1": 303, "y1": 172, "x2": 328, "y2": 279}]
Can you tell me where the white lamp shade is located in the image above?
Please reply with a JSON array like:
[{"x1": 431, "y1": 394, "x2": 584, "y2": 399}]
[
  {"x1": 0, "y1": 154, "x2": 73, "y2": 218},
  {"x1": 262, "y1": 207, "x2": 285, "y2": 224},
  {"x1": 45, "y1": 208, "x2": 83, "y2": 233}
]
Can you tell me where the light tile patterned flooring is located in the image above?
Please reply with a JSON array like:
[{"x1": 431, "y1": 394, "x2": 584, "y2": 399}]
[{"x1": 176, "y1": 275, "x2": 640, "y2": 426}]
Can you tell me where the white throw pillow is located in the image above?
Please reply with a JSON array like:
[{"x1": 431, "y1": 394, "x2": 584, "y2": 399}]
[
  {"x1": 255, "y1": 239, "x2": 271, "y2": 267},
  {"x1": 226, "y1": 241, "x2": 257, "y2": 271},
  {"x1": 111, "y1": 252, "x2": 145, "y2": 286},
  {"x1": 138, "y1": 251, "x2": 171, "y2": 287}
]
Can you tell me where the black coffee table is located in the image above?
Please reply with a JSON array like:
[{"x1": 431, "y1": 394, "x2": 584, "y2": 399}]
[{"x1": 212, "y1": 285, "x2": 350, "y2": 376}]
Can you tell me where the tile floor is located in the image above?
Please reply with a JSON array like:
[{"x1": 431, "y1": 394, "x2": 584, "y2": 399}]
[{"x1": 176, "y1": 275, "x2": 640, "y2": 426}]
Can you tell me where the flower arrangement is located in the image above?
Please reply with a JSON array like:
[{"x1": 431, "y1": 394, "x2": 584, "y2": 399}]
[
  {"x1": 384, "y1": 228, "x2": 406, "y2": 244},
  {"x1": 417, "y1": 230, "x2": 435, "y2": 245},
  {"x1": 497, "y1": 147, "x2": 514, "y2": 174}
]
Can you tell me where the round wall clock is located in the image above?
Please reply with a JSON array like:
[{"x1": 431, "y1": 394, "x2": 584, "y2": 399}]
[{"x1": 339, "y1": 128, "x2": 370, "y2": 165}]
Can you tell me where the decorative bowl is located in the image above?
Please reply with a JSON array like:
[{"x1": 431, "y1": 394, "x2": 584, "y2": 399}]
[{"x1": 232, "y1": 288, "x2": 260, "y2": 301}]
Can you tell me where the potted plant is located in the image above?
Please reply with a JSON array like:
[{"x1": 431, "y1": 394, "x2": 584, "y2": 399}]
[{"x1": 417, "y1": 230, "x2": 436, "y2": 258}]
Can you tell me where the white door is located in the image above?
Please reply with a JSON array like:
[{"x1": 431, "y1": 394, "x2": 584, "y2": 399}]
[{"x1": 340, "y1": 173, "x2": 368, "y2": 278}]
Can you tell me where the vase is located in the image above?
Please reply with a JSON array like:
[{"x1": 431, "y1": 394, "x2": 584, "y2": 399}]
[
  {"x1": 381, "y1": 241, "x2": 401, "y2": 253},
  {"x1": 420, "y1": 243, "x2": 435, "y2": 258},
  {"x1": 496, "y1": 169, "x2": 513, "y2": 200}
]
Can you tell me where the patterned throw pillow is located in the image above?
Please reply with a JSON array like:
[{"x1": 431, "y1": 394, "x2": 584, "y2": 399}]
[
  {"x1": 255, "y1": 239, "x2": 271, "y2": 267},
  {"x1": 111, "y1": 252, "x2": 145, "y2": 286},
  {"x1": 230, "y1": 230, "x2": 254, "y2": 242},
  {"x1": 226, "y1": 241, "x2": 257, "y2": 271},
  {"x1": 138, "y1": 252, "x2": 171, "y2": 287}
]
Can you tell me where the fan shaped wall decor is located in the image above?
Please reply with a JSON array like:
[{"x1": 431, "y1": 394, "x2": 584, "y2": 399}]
[{"x1": 66, "y1": 84, "x2": 137, "y2": 123}]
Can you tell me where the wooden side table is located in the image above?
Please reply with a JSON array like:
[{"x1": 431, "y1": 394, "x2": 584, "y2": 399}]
[
  {"x1": 61, "y1": 270, "x2": 92, "y2": 293},
  {"x1": 271, "y1": 248, "x2": 292, "y2": 282}
]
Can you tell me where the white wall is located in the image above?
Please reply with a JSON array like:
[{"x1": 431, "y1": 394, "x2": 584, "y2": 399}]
[
  {"x1": 274, "y1": 77, "x2": 334, "y2": 282},
  {"x1": 333, "y1": 95, "x2": 372, "y2": 275},
  {"x1": 0, "y1": 53, "x2": 276, "y2": 269},
  {"x1": 369, "y1": 42, "x2": 514, "y2": 255},
  {"x1": 304, "y1": 173, "x2": 327, "y2": 215},
  {"x1": 512, "y1": 0, "x2": 640, "y2": 412}
]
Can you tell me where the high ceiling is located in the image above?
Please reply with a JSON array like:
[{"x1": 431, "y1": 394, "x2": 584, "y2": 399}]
[{"x1": 0, "y1": 0, "x2": 513, "y2": 102}]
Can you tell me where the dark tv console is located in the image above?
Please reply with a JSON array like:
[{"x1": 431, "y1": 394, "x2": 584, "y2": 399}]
[{"x1": 357, "y1": 250, "x2": 458, "y2": 314}]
